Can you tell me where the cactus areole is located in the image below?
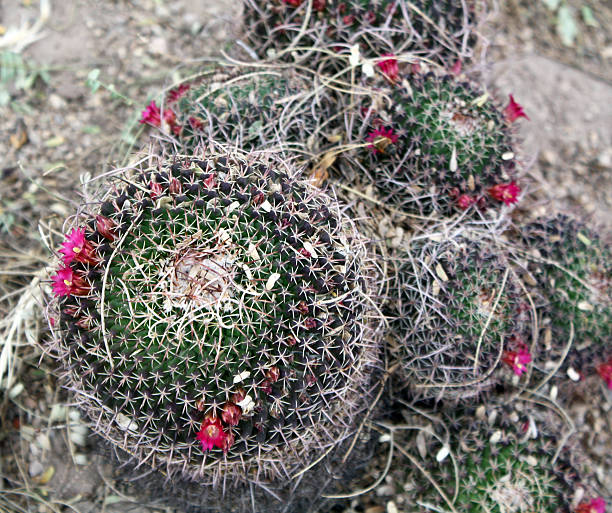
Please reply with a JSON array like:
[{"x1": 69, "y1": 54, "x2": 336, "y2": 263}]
[{"x1": 47, "y1": 150, "x2": 377, "y2": 483}]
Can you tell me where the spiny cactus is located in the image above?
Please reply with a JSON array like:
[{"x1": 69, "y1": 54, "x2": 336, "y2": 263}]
[
  {"x1": 390, "y1": 231, "x2": 527, "y2": 401},
  {"x1": 242, "y1": 0, "x2": 480, "y2": 69},
  {"x1": 515, "y1": 214, "x2": 611, "y2": 394},
  {"x1": 139, "y1": 68, "x2": 337, "y2": 166},
  {"x1": 339, "y1": 72, "x2": 525, "y2": 217},
  {"x1": 47, "y1": 149, "x2": 381, "y2": 491},
  {"x1": 398, "y1": 403, "x2": 603, "y2": 512}
]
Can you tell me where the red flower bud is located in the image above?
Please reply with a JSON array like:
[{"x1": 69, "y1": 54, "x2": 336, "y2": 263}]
[
  {"x1": 221, "y1": 402, "x2": 242, "y2": 426},
  {"x1": 169, "y1": 177, "x2": 182, "y2": 195},
  {"x1": 96, "y1": 215, "x2": 116, "y2": 241}
]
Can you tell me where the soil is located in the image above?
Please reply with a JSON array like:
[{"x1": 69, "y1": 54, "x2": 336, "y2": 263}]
[{"x1": 0, "y1": 0, "x2": 610, "y2": 512}]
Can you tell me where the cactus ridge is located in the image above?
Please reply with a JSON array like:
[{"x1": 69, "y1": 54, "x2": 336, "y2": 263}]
[
  {"x1": 49, "y1": 149, "x2": 380, "y2": 484},
  {"x1": 391, "y1": 231, "x2": 524, "y2": 399},
  {"x1": 340, "y1": 72, "x2": 519, "y2": 217},
  {"x1": 243, "y1": 0, "x2": 479, "y2": 68}
]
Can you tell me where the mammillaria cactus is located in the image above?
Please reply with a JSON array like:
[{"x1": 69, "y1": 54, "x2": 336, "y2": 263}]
[
  {"x1": 515, "y1": 214, "x2": 611, "y2": 393},
  {"x1": 398, "y1": 404, "x2": 605, "y2": 512},
  {"x1": 242, "y1": 0, "x2": 480, "y2": 69},
  {"x1": 340, "y1": 72, "x2": 526, "y2": 218},
  {"x1": 139, "y1": 68, "x2": 336, "y2": 168},
  {"x1": 390, "y1": 231, "x2": 527, "y2": 401},
  {"x1": 46, "y1": 149, "x2": 381, "y2": 505}
]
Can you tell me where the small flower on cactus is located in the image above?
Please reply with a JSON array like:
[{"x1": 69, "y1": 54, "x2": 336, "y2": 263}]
[
  {"x1": 167, "y1": 84, "x2": 190, "y2": 103},
  {"x1": 139, "y1": 100, "x2": 178, "y2": 132},
  {"x1": 197, "y1": 415, "x2": 227, "y2": 451},
  {"x1": 96, "y1": 215, "x2": 116, "y2": 241},
  {"x1": 576, "y1": 497, "x2": 606, "y2": 513},
  {"x1": 377, "y1": 54, "x2": 399, "y2": 83},
  {"x1": 488, "y1": 181, "x2": 521, "y2": 206},
  {"x1": 221, "y1": 402, "x2": 242, "y2": 426},
  {"x1": 456, "y1": 194, "x2": 476, "y2": 210},
  {"x1": 366, "y1": 127, "x2": 398, "y2": 154},
  {"x1": 149, "y1": 181, "x2": 163, "y2": 199},
  {"x1": 450, "y1": 59, "x2": 462, "y2": 76},
  {"x1": 596, "y1": 358, "x2": 612, "y2": 389},
  {"x1": 51, "y1": 267, "x2": 89, "y2": 297},
  {"x1": 502, "y1": 343, "x2": 531, "y2": 376},
  {"x1": 59, "y1": 228, "x2": 97, "y2": 265},
  {"x1": 504, "y1": 95, "x2": 529, "y2": 123},
  {"x1": 222, "y1": 430, "x2": 235, "y2": 453}
]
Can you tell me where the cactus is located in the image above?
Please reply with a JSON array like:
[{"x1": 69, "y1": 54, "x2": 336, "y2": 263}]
[
  {"x1": 340, "y1": 72, "x2": 524, "y2": 217},
  {"x1": 242, "y1": 0, "x2": 479, "y2": 69},
  {"x1": 390, "y1": 232, "x2": 526, "y2": 401},
  {"x1": 515, "y1": 214, "x2": 611, "y2": 394},
  {"x1": 139, "y1": 68, "x2": 336, "y2": 167},
  {"x1": 47, "y1": 149, "x2": 381, "y2": 492},
  {"x1": 398, "y1": 403, "x2": 602, "y2": 512}
]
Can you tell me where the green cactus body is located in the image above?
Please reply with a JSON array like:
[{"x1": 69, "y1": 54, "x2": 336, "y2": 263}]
[
  {"x1": 48, "y1": 150, "x2": 379, "y2": 485},
  {"x1": 243, "y1": 0, "x2": 478, "y2": 68},
  {"x1": 518, "y1": 215, "x2": 611, "y2": 391},
  {"x1": 150, "y1": 69, "x2": 336, "y2": 164},
  {"x1": 400, "y1": 405, "x2": 595, "y2": 512},
  {"x1": 341, "y1": 73, "x2": 520, "y2": 217},
  {"x1": 391, "y1": 233, "x2": 524, "y2": 400}
]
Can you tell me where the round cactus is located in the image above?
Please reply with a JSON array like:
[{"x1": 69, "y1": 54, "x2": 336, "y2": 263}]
[
  {"x1": 339, "y1": 72, "x2": 525, "y2": 217},
  {"x1": 390, "y1": 232, "x2": 526, "y2": 401},
  {"x1": 139, "y1": 68, "x2": 336, "y2": 167},
  {"x1": 515, "y1": 214, "x2": 611, "y2": 395},
  {"x1": 47, "y1": 149, "x2": 381, "y2": 489},
  {"x1": 242, "y1": 0, "x2": 480, "y2": 69},
  {"x1": 397, "y1": 403, "x2": 603, "y2": 512}
]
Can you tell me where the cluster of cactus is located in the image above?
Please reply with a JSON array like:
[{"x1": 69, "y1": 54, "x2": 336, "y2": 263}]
[
  {"x1": 42, "y1": 2, "x2": 612, "y2": 512},
  {"x1": 48, "y1": 150, "x2": 379, "y2": 488},
  {"x1": 242, "y1": 0, "x2": 478, "y2": 68},
  {"x1": 397, "y1": 403, "x2": 602, "y2": 512},
  {"x1": 389, "y1": 231, "x2": 527, "y2": 401},
  {"x1": 339, "y1": 72, "x2": 524, "y2": 217}
]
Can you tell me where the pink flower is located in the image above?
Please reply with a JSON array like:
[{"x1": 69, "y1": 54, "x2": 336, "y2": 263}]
[
  {"x1": 167, "y1": 84, "x2": 190, "y2": 103},
  {"x1": 139, "y1": 100, "x2": 178, "y2": 130},
  {"x1": 283, "y1": 0, "x2": 302, "y2": 6},
  {"x1": 59, "y1": 228, "x2": 98, "y2": 265},
  {"x1": 576, "y1": 497, "x2": 606, "y2": 513},
  {"x1": 456, "y1": 194, "x2": 476, "y2": 210},
  {"x1": 221, "y1": 402, "x2": 242, "y2": 426},
  {"x1": 377, "y1": 54, "x2": 399, "y2": 84},
  {"x1": 188, "y1": 116, "x2": 204, "y2": 131},
  {"x1": 149, "y1": 181, "x2": 163, "y2": 199},
  {"x1": 451, "y1": 59, "x2": 462, "y2": 76},
  {"x1": 366, "y1": 127, "x2": 398, "y2": 154},
  {"x1": 596, "y1": 358, "x2": 612, "y2": 389},
  {"x1": 139, "y1": 101, "x2": 161, "y2": 126},
  {"x1": 196, "y1": 415, "x2": 227, "y2": 451},
  {"x1": 51, "y1": 266, "x2": 89, "y2": 297},
  {"x1": 96, "y1": 215, "x2": 116, "y2": 241},
  {"x1": 502, "y1": 344, "x2": 531, "y2": 376},
  {"x1": 488, "y1": 182, "x2": 521, "y2": 206},
  {"x1": 504, "y1": 95, "x2": 529, "y2": 123}
]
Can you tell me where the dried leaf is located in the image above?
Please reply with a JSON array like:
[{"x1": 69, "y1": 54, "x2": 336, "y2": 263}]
[
  {"x1": 435, "y1": 263, "x2": 449, "y2": 282},
  {"x1": 309, "y1": 151, "x2": 336, "y2": 187},
  {"x1": 9, "y1": 119, "x2": 28, "y2": 149},
  {"x1": 34, "y1": 466, "x2": 55, "y2": 485}
]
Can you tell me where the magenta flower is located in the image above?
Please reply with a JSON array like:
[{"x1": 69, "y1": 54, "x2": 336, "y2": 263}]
[
  {"x1": 504, "y1": 95, "x2": 529, "y2": 123},
  {"x1": 59, "y1": 228, "x2": 98, "y2": 265},
  {"x1": 488, "y1": 182, "x2": 521, "y2": 206},
  {"x1": 366, "y1": 127, "x2": 399, "y2": 154},
  {"x1": 196, "y1": 415, "x2": 227, "y2": 451},
  {"x1": 51, "y1": 267, "x2": 89, "y2": 297},
  {"x1": 502, "y1": 345, "x2": 531, "y2": 376},
  {"x1": 139, "y1": 101, "x2": 161, "y2": 126},
  {"x1": 166, "y1": 84, "x2": 190, "y2": 103},
  {"x1": 456, "y1": 194, "x2": 476, "y2": 210},
  {"x1": 596, "y1": 358, "x2": 612, "y2": 389},
  {"x1": 377, "y1": 54, "x2": 399, "y2": 84},
  {"x1": 576, "y1": 497, "x2": 606, "y2": 513}
]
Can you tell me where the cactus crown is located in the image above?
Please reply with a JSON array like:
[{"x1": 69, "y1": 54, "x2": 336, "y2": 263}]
[
  {"x1": 391, "y1": 232, "x2": 524, "y2": 400},
  {"x1": 341, "y1": 73, "x2": 520, "y2": 216},
  {"x1": 49, "y1": 149, "x2": 378, "y2": 484},
  {"x1": 243, "y1": 0, "x2": 477, "y2": 67},
  {"x1": 148, "y1": 69, "x2": 335, "y2": 162},
  {"x1": 401, "y1": 404, "x2": 595, "y2": 513}
]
